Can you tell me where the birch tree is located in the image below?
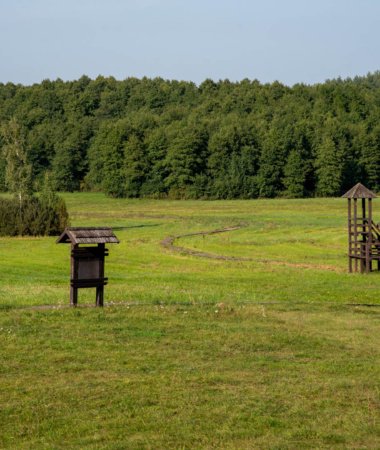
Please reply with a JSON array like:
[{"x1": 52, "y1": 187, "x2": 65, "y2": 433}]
[{"x1": 1, "y1": 118, "x2": 33, "y2": 205}]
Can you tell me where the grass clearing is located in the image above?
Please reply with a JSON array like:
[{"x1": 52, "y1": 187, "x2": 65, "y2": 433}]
[
  {"x1": 1, "y1": 304, "x2": 379, "y2": 449},
  {"x1": 0, "y1": 194, "x2": 379, "y2": 448}
]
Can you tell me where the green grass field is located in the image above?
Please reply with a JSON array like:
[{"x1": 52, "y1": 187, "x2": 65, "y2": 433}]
[{"x1": 1, "y1": 194, "x2": 379, "y2": 449}]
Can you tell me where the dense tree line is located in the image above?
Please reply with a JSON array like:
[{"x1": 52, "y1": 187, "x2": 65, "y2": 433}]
[{"x1": 1, "y1": 73, "x2": 380, "y2": 198}]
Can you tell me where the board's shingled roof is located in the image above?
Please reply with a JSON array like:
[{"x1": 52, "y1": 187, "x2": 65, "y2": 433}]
[
  {"x1": 342, "y1": 183, "x2": 377, "y2": 199},
  {"x1": 56, "y1": 227, "x2": 120, "y2": 244}
]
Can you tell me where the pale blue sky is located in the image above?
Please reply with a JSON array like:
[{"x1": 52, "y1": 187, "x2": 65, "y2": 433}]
[{"x1": 1, "y1": 0, "x2": 380, "y2": 86}]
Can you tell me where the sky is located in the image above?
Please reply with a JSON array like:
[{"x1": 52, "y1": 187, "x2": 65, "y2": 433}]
[{"x1": 0, "y1": 0, "x2": 380, "y2": 86}]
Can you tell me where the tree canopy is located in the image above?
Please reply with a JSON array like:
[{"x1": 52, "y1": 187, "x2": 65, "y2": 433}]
[{"x1": 0, "y1": 73, "x2": 380, "y2": 198}]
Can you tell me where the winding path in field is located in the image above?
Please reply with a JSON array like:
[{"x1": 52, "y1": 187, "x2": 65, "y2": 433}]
[{"x1": 160, "y1": 225, "x2": 342, "y2": 272}]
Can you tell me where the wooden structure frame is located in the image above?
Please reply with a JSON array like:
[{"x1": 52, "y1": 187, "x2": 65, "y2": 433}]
[
  {"x1": 57, "y1": 227, "x2": 119, "y2": 306},
  {"x1": 342, "y1": 183, "x2": 380, "y2": 273}
]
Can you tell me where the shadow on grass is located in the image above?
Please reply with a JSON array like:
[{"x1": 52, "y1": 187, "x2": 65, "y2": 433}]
[
  {"x1": 0, "y1": 304, "x2": 14, "y2": 311},
  {"x1": 112, "y1": 224, "x2": 161, "y2": 231}
]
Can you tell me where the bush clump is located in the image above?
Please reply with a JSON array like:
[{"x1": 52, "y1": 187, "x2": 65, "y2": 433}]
[{"x1": 0, "y1": 193, "x2": 69, "y2": 236}]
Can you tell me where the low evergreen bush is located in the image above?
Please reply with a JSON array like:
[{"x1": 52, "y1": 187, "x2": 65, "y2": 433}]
[{"x1": 0, "y1": 194, "x2": 69, "y2": 236}]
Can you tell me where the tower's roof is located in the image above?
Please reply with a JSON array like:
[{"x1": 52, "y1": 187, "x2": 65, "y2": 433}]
[
  {"x1": 342, "y1": 183, "x2": 377, "y2": 199},
  {"x1": 56, "y1": 227, "x2": 120, "y2": 244}
]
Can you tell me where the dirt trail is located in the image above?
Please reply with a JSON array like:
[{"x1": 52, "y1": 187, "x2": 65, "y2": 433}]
[{"x1": 160, "y1": 226, "x2": 342, "y2": 272}]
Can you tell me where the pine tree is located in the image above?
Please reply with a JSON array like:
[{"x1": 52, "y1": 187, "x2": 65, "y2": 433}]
[
  {"x1": 0, "y1": 155, "x2": 6, "y2": 191},
  {"x1": 86, "y1": 120, "x2": 129, "y2": 197},
  {"x1": 141, "y1": 128, "x2": 169, "y2": 196},
  {"x1": 360, "y1": 126, "x2": 380, "y2": 191},
  {"x1": 256, "y1": 146, "x2": 282, "y2": 198},
  {"x1": 283, "y1": 149, "x2": 306, "y2": 198},
  {"x1": 315, "y1": 136, "x2": 342, "y2": 196},
  {"x1": 52, "y1": 145, "x2": 78, "y2": 191},
  {"x1": 164, "y1": 126, "x2": 207, "y2": 198},
  {"x1": 124, "y1": 135, "x2": 148, "y2": 197}
]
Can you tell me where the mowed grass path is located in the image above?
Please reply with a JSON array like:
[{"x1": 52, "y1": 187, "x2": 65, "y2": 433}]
[{"x1": 1, "y1": 194, "x2": 379, "y2": 448}]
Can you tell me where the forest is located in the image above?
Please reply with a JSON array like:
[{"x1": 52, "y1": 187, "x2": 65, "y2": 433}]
[{"x1": 0, "y1": 73, "x2": 380, "y2": 199}]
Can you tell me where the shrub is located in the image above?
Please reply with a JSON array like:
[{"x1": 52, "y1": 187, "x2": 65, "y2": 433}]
[
  {"x1": 0, "y1": 194, "x2": 69, "y2": 236},
  {"x1": 0, "y1": 198, "x2": 19, "y2": 236}
]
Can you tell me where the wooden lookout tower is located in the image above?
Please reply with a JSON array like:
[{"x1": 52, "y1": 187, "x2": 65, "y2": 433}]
[
  {"x1": 57, "y1": 227, "x2": 119, "y2": 306},
  {"x1": 342, "y1": 183, "x2": 380, "y2": 273}
]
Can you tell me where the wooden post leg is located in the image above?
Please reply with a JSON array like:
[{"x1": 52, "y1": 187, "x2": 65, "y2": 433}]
[
  {"x1": 349, "y1": 257, "x2": 352, "y2": 273},
  {"x1": 70, "y1": 286, "x2": 78, "y2": 307},
  {"x1": 96, "y1": 286, "x2": 104, "y2": 307},
  {"x1": 70, "y1": 244, "x2": 79, "y2": 306},
  {"x1": 366, "y1": 244, "x2": 370, "y2": 274}
]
